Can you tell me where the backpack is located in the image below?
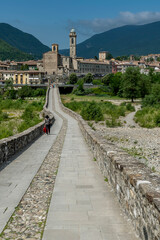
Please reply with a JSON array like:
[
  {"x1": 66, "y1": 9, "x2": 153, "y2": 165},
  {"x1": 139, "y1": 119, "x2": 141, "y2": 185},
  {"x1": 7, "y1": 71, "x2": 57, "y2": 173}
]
[{"x1": 45, "y1": 118, "x2": 50, "y2": 125}]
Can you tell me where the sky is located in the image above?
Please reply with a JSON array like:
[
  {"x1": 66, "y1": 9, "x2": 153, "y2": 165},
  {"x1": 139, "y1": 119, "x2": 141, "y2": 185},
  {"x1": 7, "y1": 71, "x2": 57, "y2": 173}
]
[{"x1": 1, "y1": 0, "x2": 160, "y2": 49}]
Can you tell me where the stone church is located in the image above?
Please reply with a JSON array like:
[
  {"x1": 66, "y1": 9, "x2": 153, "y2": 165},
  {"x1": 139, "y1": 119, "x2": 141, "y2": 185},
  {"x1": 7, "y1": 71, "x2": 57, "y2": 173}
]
[{"x1": 43, "y1": 29, "x2": 112, "y2": 77}]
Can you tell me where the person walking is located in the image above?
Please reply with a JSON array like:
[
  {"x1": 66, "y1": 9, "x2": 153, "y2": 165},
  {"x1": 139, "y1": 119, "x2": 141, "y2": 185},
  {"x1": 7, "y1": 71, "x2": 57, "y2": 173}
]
[{"x1": 45, "y1": 115, "x2": 51, "y2": 134}]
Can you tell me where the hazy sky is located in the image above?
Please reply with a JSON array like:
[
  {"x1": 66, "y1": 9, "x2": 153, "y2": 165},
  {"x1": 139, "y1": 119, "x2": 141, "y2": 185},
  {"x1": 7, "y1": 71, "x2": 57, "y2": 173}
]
[{"x1": 1, "y1": 0, "x2": 160, "y2": 49}]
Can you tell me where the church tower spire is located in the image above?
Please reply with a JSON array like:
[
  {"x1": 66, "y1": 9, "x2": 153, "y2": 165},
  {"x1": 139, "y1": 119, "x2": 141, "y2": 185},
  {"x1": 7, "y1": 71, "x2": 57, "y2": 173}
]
[{"x1": 69, "y1": 29, "x2": 77, "y2": 58}]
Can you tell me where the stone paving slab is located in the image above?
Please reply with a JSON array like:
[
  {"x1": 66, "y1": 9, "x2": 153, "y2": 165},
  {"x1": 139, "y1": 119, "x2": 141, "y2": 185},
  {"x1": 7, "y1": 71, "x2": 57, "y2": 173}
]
[
  {"x1": 42, "y1": 88, "x2": 140, "y2": 240},
  {"x1": 0, "y1": 89, "x2": 63, "y2": 233}
]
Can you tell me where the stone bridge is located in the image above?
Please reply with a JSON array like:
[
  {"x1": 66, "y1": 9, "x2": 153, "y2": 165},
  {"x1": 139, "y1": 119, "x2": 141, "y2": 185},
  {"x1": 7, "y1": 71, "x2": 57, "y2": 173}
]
[{"x1": 0, "y1": 87, "x2": 159, "y2": 240}]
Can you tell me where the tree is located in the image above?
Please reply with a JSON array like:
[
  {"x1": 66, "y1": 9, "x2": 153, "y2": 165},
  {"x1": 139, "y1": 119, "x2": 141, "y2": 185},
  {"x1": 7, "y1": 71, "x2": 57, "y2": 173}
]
[
  {"x1": 115, "y1": 56, "x2": 129, "y2": 61},
  {"x1": 147, "y1": 57, "x2": 154, "y2": 63},
  {"x1": 84, "y1": 73, "x2": 93, "y2": 83},
  {"x1": 106, "y1": 52, "x2": 113, "y2": 60},
  {"x1": 148, "y1": 68, "x2": 160, "y2": 84},
  {"x1": 4, "y1": 89, "x2": 17, "y2": 99},
  {"x1": 102, "y1": 73, "x2": 114, "y2": 86},
  {"x1": 143, "y1": 83, "x2": 160, "y2": 106},
  {"x1": 77, "y1": 79, "x2": 84, "y2": 92},
  {"x1": 81, "y1": 101, "x2": 104, "y2": 121},
  {"x1": 4, "y1": 78, "x2": 17, "y2": 99},
  {"x1": 122, "y1": 67, "x2": 141, "y2": 102},
  {"x1": 115, "y1": 56, "x2": 122, "y2": 61},
  {"x1": 18, "y1": 86, "x2": 33, "y2": 99},
  {"x1": 73, "y1": 78, "x2": 85, "y2": 95},
  {"x1": 151, "y1": 84, "x2": 160, "y2": 101},
  {"x1": 139, "y1": 74, "x2": 151, "y2": 98},
  {"x1": 5, "y1": 77, "x2": 14, "y2": 90},
  {"x1": 134, "y1": 56, "x2": 141, "y2": 61},
  {"x1": 21, "y1": 64, "x2": 29, "y2": 70},
  {"x1": 148, "y1": 67, "x2": 155, "y2": 83},
  {"x1": 109, "y1": 72, "x2": 122, "y2": 95},
  {"x1": 69, "y1": 73, "x2": 78, "y2": 84},
  {"x1": 34, "y1": 88, "x2": 46, "y2": 96}
]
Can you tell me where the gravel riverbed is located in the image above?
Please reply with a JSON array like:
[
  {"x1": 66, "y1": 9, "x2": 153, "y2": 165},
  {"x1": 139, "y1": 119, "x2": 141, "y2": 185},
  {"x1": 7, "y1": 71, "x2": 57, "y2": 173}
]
[{"x1": 93, "y1": 122, "x2": 160, "y2": 174}]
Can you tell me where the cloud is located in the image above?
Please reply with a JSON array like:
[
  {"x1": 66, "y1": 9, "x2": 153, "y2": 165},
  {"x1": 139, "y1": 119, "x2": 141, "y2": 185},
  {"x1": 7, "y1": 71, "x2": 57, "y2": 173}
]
[{"x1": 67, "y1": 11, "x2": 160, "y2": 37}]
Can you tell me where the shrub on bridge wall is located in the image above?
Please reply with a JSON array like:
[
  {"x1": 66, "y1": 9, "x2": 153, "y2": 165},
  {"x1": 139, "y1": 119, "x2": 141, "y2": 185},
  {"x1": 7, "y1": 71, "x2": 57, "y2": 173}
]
[{"x1": 57, "y1": 88, "x2": 160, "y2": 240}]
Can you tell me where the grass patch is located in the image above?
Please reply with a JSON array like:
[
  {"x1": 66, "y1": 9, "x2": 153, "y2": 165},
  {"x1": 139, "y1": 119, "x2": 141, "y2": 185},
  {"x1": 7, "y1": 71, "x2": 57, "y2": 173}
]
[
  {"x1": 88, "y1": 122, "x2": 96, "y2": 131},
  {"x1": 121, "y1": 147, "x2": 148, "y2": 165},
  {"x1": 121, "y1": 147, "x2": 142, "y2": 158},
  {"x1": 0, "y1": 97, "x2": 45, "y2": 140},
  {"x1": 106, "y1": 136, "x2": 129, "y2": 143},
  {"x1": 151, "y1": 166, "x2": 156, "y2": 172},
  {"x1": 61, "y1": 94, "x2": 124, "y2": 104},
  {"x1": 135, "y1": 106, "x2": 160, "y2": 128}
]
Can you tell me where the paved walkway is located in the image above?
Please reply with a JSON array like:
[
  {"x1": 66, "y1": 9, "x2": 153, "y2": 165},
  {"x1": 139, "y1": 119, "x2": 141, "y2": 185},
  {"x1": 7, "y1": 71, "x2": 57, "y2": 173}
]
[
  {"x1": 43, "y1": 88, "x2": 139, "y2": 240},
  {"x1": 0, "y1": 90, "x2": 63, "y2": 233}
]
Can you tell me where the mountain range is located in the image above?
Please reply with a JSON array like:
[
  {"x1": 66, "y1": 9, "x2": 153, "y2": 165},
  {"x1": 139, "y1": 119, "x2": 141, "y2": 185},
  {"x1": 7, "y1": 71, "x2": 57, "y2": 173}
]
[
  {"x1": 1, "y1": 21, "x2": 160, "y2": 60},
  {"x1": 0, "y1": 38, "x2": 34, "y2": 61},
  {"x1": 60, "y1": 21, "x2": 160, "y2": 58},
  {"x1": 0, "y1": 23, "x2": 50, "y2": 60}
]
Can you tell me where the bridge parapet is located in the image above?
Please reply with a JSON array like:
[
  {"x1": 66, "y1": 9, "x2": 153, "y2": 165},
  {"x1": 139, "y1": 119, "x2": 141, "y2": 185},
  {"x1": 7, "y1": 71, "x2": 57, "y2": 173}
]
[
  {"x1": 0, "y1": 88, "x2": 54, "y2": 166},
  {"x1": 57, "y1": 88, "x2": 160, "y2": 240}
]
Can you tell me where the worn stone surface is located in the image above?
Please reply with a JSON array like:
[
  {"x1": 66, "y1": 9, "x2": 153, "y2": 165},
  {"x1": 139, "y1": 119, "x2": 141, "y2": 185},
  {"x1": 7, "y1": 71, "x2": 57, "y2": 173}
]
[
  {"x1": 59, "y1": 91, "x2": 160, "y2": 240},
  {"x1": 42, "y1": 88, "x2": 140, "y2": 240}
]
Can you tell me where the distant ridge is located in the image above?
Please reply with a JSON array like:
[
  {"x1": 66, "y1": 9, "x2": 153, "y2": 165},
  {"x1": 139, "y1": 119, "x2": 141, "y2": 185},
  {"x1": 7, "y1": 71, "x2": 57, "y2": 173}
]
[
  {"x1": 60, "y1": 21, "x2": 160, "y2": 58},
  {"x1": 0, "y1": 23, "x2": 51, "y2": 59},
  {"x1": 0, "y1": 38, "x2": 34, "y2": 61}
]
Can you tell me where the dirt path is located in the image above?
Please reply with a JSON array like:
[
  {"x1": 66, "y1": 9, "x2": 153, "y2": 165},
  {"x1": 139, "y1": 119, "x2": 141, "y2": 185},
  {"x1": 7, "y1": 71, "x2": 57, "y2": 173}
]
[{"x1": 123, "y1": 105, "x2": 141, "y2": 127}]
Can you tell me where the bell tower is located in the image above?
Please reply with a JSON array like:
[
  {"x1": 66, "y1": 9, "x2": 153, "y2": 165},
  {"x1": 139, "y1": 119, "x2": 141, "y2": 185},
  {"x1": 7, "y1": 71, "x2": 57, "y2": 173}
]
[
  {"x1": 52, "y1": 44, "x2": 59, "y2": 53},
  {"x1": 69, "y1": 29, "x2": 77, "y2": 58}
]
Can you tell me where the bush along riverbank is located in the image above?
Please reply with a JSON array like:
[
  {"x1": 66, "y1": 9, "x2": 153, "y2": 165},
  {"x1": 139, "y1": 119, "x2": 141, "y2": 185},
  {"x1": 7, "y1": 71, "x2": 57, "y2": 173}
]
[
  {"x1": 0, "y1": 86, "x2": 46, "y2": 139},
  {"x1": 63, "y1": 98, "x2": 135, "y2": 127}
]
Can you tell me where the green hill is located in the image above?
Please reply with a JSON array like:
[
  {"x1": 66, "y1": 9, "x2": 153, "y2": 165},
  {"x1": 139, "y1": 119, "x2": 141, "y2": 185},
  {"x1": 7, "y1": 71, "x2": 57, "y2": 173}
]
[
  {"x1": 0, "y1": 38, "x2": 34, "y2": 61},
  {"x1": 60, "y1": 21, "x2": 160, "y2": 58},
  {"x1": 0, "y1": 23, "x2": 50, "y2": 59}
]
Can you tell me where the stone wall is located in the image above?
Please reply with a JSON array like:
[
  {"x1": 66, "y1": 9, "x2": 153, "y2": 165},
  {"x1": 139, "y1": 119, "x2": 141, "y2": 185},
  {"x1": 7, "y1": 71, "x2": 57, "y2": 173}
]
[
  {"x1": 0, "y1": 88, "x2": 55, "y2": 166},
  {"x1": 43, "y1": 51, "x2": 58, "y2": 75},
  {"x1": 57, "y1": 88, "x2": 160, "y2": 240}
]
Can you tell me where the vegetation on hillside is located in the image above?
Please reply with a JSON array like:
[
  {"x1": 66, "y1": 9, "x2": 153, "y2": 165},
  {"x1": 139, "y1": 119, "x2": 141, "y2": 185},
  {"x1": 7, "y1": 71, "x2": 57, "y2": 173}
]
[
  {"x1": 0, "y1": 39, "x2": 34, "y2": 61},
  {"x1": 0, "y1": 23, "x2": 50, "y2": 59}
]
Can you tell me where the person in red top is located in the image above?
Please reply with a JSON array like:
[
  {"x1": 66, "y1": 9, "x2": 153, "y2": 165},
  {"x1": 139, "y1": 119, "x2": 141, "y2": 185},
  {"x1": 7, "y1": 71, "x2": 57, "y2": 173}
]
[{"x1": 45, "y1": 115, "x2": 51, "y2": 134}]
